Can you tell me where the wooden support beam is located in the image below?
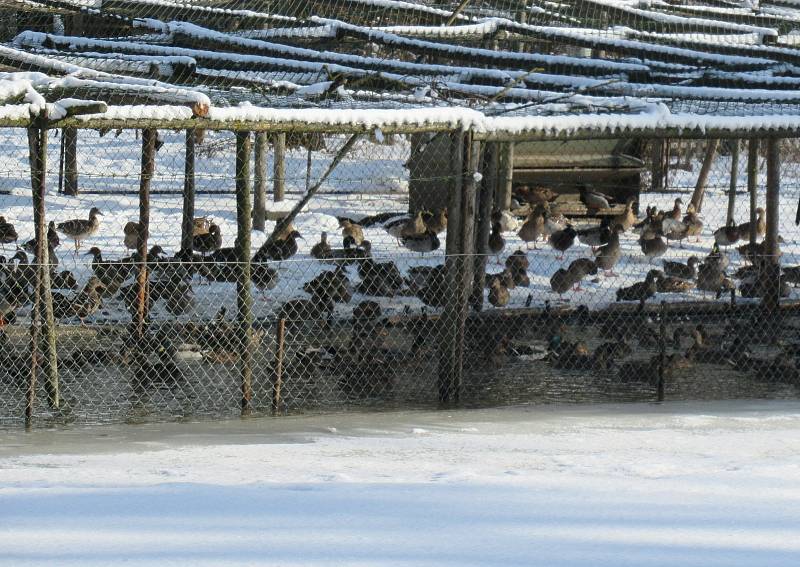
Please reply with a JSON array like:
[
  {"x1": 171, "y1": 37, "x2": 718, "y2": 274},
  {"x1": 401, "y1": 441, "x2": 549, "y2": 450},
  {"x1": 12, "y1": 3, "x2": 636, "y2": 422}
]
[
  {"x1": 438, "y1": 131, "x2": 465, "y2": 405},
  {"x1": 135, "y1": 128, "x2": 155, "y2": 340},
  {"x1": 651, "y1": 139, "x2": 664, "y2": 192},
  {"x1": 748, "y1": 139, "x2": 759, "y2": 245},
  {"x1": 253, "y1": 131, "x2": 268, "y2": 232},
  {"x1": 764, "y1": 137, "x2": 781, "y2": 312},
  {"x1": 690, "y1": 138, "x2": 719, "y2": 213},
  {"x1": 272, "y1": 318, "x2": 286, "y2": 415},
  {"x1": 273, "y1": 132, "x2": 286, "y2": 203},
  {"x1": 181, "y1": 128, "x2": 195, "y2": 254},
  {"x1": 496, "y1": 141, "x2": 514, "y2": 211},
  {"x1": 472, "y1": 143, "x2": 496, "y2": 311},
  {"x1": 63, "y1": 127, "x2": 78, "y2": 196},
  {"x1": 726, "y1": 140, "x2": 739, "y2": 225},
  {"x1": 235, "y1": 131, "x2": 254, "y2": 416}
]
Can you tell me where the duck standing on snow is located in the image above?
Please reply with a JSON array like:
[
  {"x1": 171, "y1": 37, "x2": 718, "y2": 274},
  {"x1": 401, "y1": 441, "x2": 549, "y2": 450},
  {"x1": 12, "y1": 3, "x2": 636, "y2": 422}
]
[
  {"x1": 488, "y1": 221, "x2": 505, "y2": 264},
  {"x1": 566, "y1": 258, "x2": 597, "y2": 291},
  {"x1": 253, "y1": 230, "x2": 303, "y2": 263},
  {"x1": 737, "y1": 207, "x2": 766, "y2": 241},
  {"x1": 577, "y1": 217, "x2": 611, "y2": 251},
  {"x1": 339, "y1": 219, "x2": 364, "y2": 247},
  {"x1": 549, "y1": 224, "x2": 577, "y2": 260},
  {"x1": 517, "y1": 205, "x2": 545, "y2": 250},
  {"x1": 0, "y1": 217, "x2": 17, "y2": 250},
  {"x1": 123, "y1": 221, "x2": 141, "y2": 250},
  {"x1": 612, "y1": 198, "x2": 637, "y2": 232},
  {"x1": 424, "y1": 208, "x2": 447, "y2": 235},
  {"x1": 193, "y1": 223, "x2": 222, "y2": 259},
  {"x1": 639, "y1": 233, "x2": 668, "y2": 263},
  {"x1": 594, "y1": 225, "x2": 623, "y2": 276},
  {"x1": 713, "y1": 219, "x2": 740, "y2": 248},
  {"x1": 616, "y1": 269, "x2": 660, "y2": 304},
  {"x1": 310, "y1": 231, "x2": 332, "y2": 260},
  {"x1": 488, "y1": 278, "x2": 510, "y2": 308},
  {"x1": 401, "y1": 230, "x2": 439, "y2": 257},
  {"x1": 57, "y1": 207, "x2": 102, "y2": 253},
  {"x1": 579, "y1": 185, "x2": 614, "y2": 212},
  {"x1": 491, "y1": 209, "x2": 519, "y2": 233},
  {"x1": 663, "y1": 256, "x2": 700, "y2": 280},
  {"x1": 683, "y1": 203, "x2": 704, "y2": 242}
]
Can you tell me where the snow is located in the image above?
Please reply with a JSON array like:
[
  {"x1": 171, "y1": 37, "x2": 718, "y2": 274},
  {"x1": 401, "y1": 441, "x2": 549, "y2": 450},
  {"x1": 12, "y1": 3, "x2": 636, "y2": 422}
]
[{"x1": 1, "y1": 401, "x2": 799, "y2": 566}]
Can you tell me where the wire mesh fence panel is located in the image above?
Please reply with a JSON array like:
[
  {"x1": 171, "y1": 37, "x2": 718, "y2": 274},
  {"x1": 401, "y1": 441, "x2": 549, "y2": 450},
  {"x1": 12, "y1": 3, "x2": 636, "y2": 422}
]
[{"x1": 2, "y1": 128, "x2": 800, "y2": 428}]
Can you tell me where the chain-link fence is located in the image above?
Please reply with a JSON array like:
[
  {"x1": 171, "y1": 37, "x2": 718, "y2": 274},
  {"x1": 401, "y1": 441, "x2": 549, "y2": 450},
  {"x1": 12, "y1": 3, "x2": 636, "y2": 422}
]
[{"x1": 1, "y1": 124, "x2": 799, "y2": 428}]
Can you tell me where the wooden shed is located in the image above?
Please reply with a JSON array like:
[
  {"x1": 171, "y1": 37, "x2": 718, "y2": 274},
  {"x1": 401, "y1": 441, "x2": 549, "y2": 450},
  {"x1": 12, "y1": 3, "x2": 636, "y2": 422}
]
[{"x1": 408, "y1": 134, "x2": 644, "y2": 216}]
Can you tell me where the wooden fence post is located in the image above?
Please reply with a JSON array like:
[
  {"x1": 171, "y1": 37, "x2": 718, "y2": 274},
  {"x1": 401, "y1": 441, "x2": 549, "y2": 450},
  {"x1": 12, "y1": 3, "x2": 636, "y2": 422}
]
[
  {"x1": 495, "y1": 141, "x2": 513, "y2": 211},
  {"x1": 135, "y1": 128, "x2": 156, "y2": 340},
  {"x1": 272, "y1": 318, "x2": 285, "y2": 415},
  {"x1": 748, "y1": 139, "x2": 760, "y2": 245},
  {"x1": 726, "y1": 140, "x2": 739, "y2": 225},
  {"x1": 63, "y1": 127, "x2": 78, "y2": 196},
  {"x1": 253, "y1": 131, "x2": 268, "y2": 231},
  {"x1": 651, "y1": 139, "x2": 665, "y2": 192},
  {"x1": 764, "y1": 137, "x2": 781, "y2": 313},
  {"x1": 690, "y1": 138, "x2": 719, "y2": 213},
  {"x1": 472, "y1": 143, "x2": 495, "y2": 311},
  {"x1": 273, "y1": 132, "x2": 286, "y2": 202},
  {"x1": 235, "y1": 131, "x2": 254, "y2": 415},
  {"x1": 181, "y1": 128, "x2": 195, "y2": 254}
]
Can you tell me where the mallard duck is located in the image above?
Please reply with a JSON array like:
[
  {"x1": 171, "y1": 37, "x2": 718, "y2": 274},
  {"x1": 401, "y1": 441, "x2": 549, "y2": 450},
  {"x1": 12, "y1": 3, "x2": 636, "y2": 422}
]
[
  {"x1": 663, "y1": 256, "x2": 699, "y2": 280},
  {"x1": 505, "y1": 250, "x2": 529, "y2": 273},
  {"x1": 683, "y1": 203, "x2": 703, "y2": 242},
  {"x1": 0, "y1": 274, "x2": 30, "y2": 326},
  {"x1": 737, "y1": 207, "x2": 766, "y2": 241},
  {"x1": 57, "y1": 207, "x2": 102, "y2": 253},
  {"x1": 84, "y1": 246, "x2": 130, "y2": 297},
  {"x1": 579, "y1": 185, "x2": 613, "y2": 212},
  {"x1": 639, "y1": 234, "x2": 668, "y2": 263},
  {"x1": 542, "y1": 205, "x2": 567, "y2": 237},
  {"x1": 488, "y1": 221, "x2": 505, "y2": 263},
  {"x1": 410, "y1": 265, "x2": 448, "y2": 308},
  {"x1": 661, "y1": 198, "x2": 683, "y2": 221},
  {"x1": 517, "y1": 205, "x2": 545, "y2": 249},
  {"x1": 401, "y1": 230, "x2": 439, "y2": 256},
  {"x1": 253, "y1": 230, "x2": 303, "y2": 263},
  {"x1": 566, "y1": 258, "x2": 597, "y2": 291},
  {"x1": 123, "y1": 221, "x2": 141, "y2": 250},
  {"x1": 252, "y1": 263, "x2": 279, "y2": 298},
  {"x1": 51, "y1": 270, "x2": 78, "y2": 290},
  {"x1": 616, "y1": 269, "x2": 660, "y2": 303},
  {"x1": 713, "y1": 220, "x2": 740, "y2": 247},
  {"x1": 697, "y1": 261, "x2": 734, "y2": 298},
  {"x1": 339, "y1": 219, "x2": 364, "y2": 246},
  {"x1": 303, "y1": 268, "x2": 352, "y2": 304},
  {"x1": 656, "y1": 273, "x2": 695, "y2": 293},
  {"x1": 193, "y1": 223, "x2": 222, "y2": 258},
  {"x1": 577, "y1": 217, "x2": 611, "y2": 250},
  {"x1": 514, "y1": 185, "x2": 558, "y2": 206},
  {"x1": 488, "y1": 278, "x2": 510, "y2": 308},
  {"x1": 68, "y1": 276, "x2": 105, "y2": 325},
  {"x1": 705, "y1": 243, "x2": 730, "y2": 271},
  {"x1": 593, "y1": 225, "x2": 623, "y2": 276},
  {"x1": 163, "y1": 279, "x2": 194, "y2": 315},
  {"x1": 0, "y1": 216, "x2": 17, "y2": 248},
  {"x1": 278, "y1": 292, "x2": 335, "y2": 324},
  {"x1": 22, "y1": 220, "x2": 59, "y2": 254},
  {"x1": 549, "y1": 224, "x2": 577, "y2": 260},
  {"x1": 357, "y1": 257, "x2": 404, "y2": 296},
  {"x1": 384, "y1": 211, "x2": 425, "y2": 241},
  {"x1": 310, "y1": 231, "x2": 332, "y2": 260},
  {"x1": 485, "y1": 268, "x2": 515, "y2": 290},
  {"x1": 612, "y1": 198, "x2": 637, "y2": 232},
  {"x1": 425, "y1": 209, "x2": 448, "y2": 234},
  {"x1": 550, "y1": 268, "x2": 574, "y2": 298},
  {"x1": 661, "y1": 217, "x2": 689, "y2": 247}
]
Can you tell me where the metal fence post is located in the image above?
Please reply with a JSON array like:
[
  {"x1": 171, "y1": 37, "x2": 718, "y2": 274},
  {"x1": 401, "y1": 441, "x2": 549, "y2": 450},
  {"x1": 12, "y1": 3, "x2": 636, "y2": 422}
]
[{"x1": 235, "y1": 131, "x2": 254, "y2": 415}]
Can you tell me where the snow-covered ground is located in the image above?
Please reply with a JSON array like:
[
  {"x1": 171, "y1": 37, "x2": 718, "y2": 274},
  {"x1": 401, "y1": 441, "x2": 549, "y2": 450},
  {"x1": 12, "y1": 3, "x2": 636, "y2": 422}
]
[{"x1": 1, "y1": 401, "x2": 799, "y2": 566}]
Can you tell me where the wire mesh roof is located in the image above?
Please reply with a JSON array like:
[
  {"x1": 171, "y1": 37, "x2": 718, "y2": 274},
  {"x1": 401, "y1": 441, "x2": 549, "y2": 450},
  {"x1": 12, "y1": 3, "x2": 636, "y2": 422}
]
[{"x1": 2, "y1": 0, "x2": 800, "y2": 131}]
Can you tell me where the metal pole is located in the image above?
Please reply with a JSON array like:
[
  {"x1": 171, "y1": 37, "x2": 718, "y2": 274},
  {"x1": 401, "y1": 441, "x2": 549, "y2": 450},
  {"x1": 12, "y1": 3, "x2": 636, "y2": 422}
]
[
  {"x1": 181, "y1": 128, "x2": 196, "y2": 254},
  {"x1": 235, "y1": 131, "x2": 254, "y2": 415}
]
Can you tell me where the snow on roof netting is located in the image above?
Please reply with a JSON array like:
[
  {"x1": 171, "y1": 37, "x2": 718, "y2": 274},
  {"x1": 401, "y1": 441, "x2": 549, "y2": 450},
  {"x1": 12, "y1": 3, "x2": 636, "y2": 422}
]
[{"x1": 2, "y1": 0, "x2": 800, "y2": 129}]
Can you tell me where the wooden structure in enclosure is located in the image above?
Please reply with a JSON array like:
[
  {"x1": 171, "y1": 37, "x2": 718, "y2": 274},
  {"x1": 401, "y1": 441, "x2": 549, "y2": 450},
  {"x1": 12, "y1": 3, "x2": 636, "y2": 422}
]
[{"x1": 0, "y1": 0, "x2": 800, "y2": 425}]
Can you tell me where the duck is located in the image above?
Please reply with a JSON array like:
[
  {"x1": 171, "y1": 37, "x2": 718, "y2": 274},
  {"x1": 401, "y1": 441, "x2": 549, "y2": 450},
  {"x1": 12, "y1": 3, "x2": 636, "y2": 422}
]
[
  {"x1": 84, "y1": 247, "x2": 131, "y2": 297},
  {"x1": 655, "y1": 272, "x2": 695, "y2": 293},
  {"x1": 593, "y1": 225, "x2": 623, "y2": 276},
  {"x1": 697, "y1": 261, "x2": 734, "y2": 298},
  {"x1": 617, "y1": 354, "x2": 688, "y2": 385},
  {"x1": 737, "y1": 207, "x2": 766, "y2": 241},
  {"x1": 616, "y1": 269, "x2": 660, "y2": 303},
  {"x1": 384, "y1": 211, "x2": 425, "y2": 241},
  {"x1": 549, "y1": 224, "x2": 577, "y2": 260},
  {"x1": 0, "y1": 216, "x2": 17, "y2": 248},
  {"x1": 67, "y1": 276, "x2": 105, "y2": 325},
  {"x1": 662, "y1": 197, "x2": 683, "y2": 221},
  {"x1": 505, "y1": 250, "x2": 530, "y2": 286},
  {"x1": 193, "y1": 223, "x2": 222, "y2": 258},
  {"x1": 663, "y1": 256, "x2": 700, "y2": 280},
  {"x1": 491, "y1": 209, "x2": 518, "y2": 233},
  {"x1": 0, "y1": 272, "x2": 30, "y2": 326},
  {"x1": 410, "y1": 265, "x2": 448, "y2": 308},
  {"x1": 542, "y1": 205, "x2": 567, "y2": 237},
  {"x1": 485, "y1": 268, "x2": 515, "y2": 290},
  {"x1": 123, "y1": 221, "x2": 141, "y2": 250},
  {"x1": 51, "y1": 269, "x2": 78, "y2": 290},
  {"x1": 425, "y1": 208, "x2": 448, "y2": 234},
  {"x1": 303, "y1": 268, "x2": 352, "y2": 304},
  {"x1": 705, "y1": 243, "x2": 730, "y2": 271},
  {"x1": 682, "y1": 203, "x2": 704, "y2": 242},
  {"x1": 514, "y1": 185, "x2": 558, "y2": 207},
  {"x1": 577, "y1": 217, "x2": 611, "y2": 250},
  {"x1": 488, "y1": 221, "x2": 505, "y2": 263},
  {"x1": 550, "y1": 268, "x2": 575, "y2": 298},
  {"x1": 566, "y1": 258, "x2": 597, "y2": 291},
  {"x1": 488, "y1": 278, "x2": 510, "y2": 308},
  {"x1": 57, "y1": 207, "x2": 102, "y2": 253},
  {"x1": 22, "y1": 220, "x2": 59, "y2": 254},
  {"x1": 612, "y1": 198, "x2": 637, "y2": 232},
  {"x1": 661, "y1": 217, "x2": 689, "y2": 247},
  {"x1": 252, "y1": 263, "x2": 279, "y2": 298},
  {"x1": 639, "y1": 233, "x2": 668, "y2": 263},
  {"x1": 782, "y1": 266, "x2": 800, "y2": 287},
  {"x1": 162, "y1": 279, "x2": 194, "y2": 315},
  {"x1": 401, "y1": 230, "x2": 439, "y2": 256},
  {"x1": 253, "y1": 230, "x2": 303, "y2": 263},
  {"x1": 579, "y1": 185, "x2": 613, "y2": 212},
  {"x1": 713, "y1": 220, "x2": 740, "y2": 247},
  {"x1": 517, "y1": 205, "x2": 545, "y2": 249},
  {"x1": 339, "y1": 219, "x2": 365, "y2": 247},
  {"x1": 278, "y1": 292, "x2": 335, "y2": 325},
  {"x1": 357, "y1": 257, "x2": 404, "y2": 296},
  {"x1": 193, "y1": 216, "x2": 212, "y2": 236},
  {"x1": 310, "y1": 231, "x2": 332, "y2": 260}
]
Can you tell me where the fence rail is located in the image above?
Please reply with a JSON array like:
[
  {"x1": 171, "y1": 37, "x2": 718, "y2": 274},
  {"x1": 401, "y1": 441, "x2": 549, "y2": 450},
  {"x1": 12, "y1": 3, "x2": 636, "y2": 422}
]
[{"x1": 1, "y1": 122, "x2": 800, "y2": 428}]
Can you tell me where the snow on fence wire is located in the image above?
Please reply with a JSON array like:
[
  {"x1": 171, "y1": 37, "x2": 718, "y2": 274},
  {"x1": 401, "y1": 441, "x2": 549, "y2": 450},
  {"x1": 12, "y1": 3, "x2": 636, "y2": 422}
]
[{"x1": 2, "y1": 123, "x2": 800, "y2": 428}]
